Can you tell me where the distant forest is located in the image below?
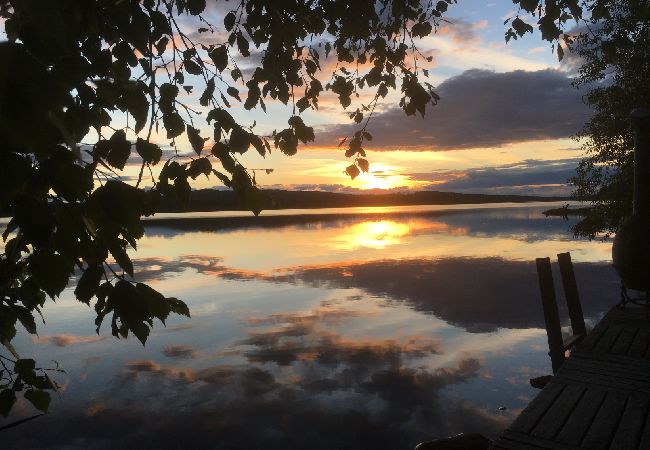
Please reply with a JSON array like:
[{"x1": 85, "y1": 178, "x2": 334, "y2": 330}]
[{"x1": 158, "y1": 189, "x2": 564, "y2": 213}]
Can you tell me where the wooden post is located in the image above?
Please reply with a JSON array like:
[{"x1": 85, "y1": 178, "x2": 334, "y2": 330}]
[
  {"x1": 536, "y1": 257, "x2": 565, "y2": 373},
  {"x1": 557, "y1": 252, "x2": 587, "y2": 337}
]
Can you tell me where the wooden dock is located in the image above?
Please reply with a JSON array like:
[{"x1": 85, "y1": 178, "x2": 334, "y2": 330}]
[{"x1": 491, "y1": 305, "x2": 650, "y2": 450}]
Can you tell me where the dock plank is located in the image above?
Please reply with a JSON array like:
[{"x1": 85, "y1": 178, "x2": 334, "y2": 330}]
[
  {"x1": 531, "y1": 385, "x2": 584, "y2": 440},
  {"x1": 580, "y1": 391, "x2": 627, "y2": 450},
  {"x1": 609, "y1": 395, "x2": 648, "y2": 449},
  {"x1": 610, "y1": 326, "x2": 639, "y2": 355},
  {"x1": 508, "y1": 382, "x2": 564, "y2": 434},
  {"x1": 627, "y1": 328, "x2": 650, "y2": 357},
  {"x1": 555, "y1": 389, "x2": 605, "y2": 446}
]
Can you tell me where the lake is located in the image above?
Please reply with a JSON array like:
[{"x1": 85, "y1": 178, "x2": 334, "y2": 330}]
[{"x1": 1, "y1": 202, "x2": 620, "y2": 449}]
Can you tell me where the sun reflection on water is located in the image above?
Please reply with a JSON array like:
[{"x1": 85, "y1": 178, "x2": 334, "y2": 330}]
[{"x1": 334, "y1": 220, "x2": 411, "y2": 250}]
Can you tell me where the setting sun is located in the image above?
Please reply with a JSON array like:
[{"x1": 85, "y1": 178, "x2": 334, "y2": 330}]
[{"x1": 346, "y1": 164, "x2": 426, "y2": 190}]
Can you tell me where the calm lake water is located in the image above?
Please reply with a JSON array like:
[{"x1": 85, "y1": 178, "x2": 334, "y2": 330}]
[{"x1": 2, "y1": 202, "x2": 620, "y2": 449}]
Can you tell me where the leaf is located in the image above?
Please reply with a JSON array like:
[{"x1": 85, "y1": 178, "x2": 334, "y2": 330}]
[
  {"x1": 15, "y1": 359, "x2": 36, "y2": 378},
  {"x1": 226, "y1": 86, "x2": 241, "y2": 101},
  {"x1": 130, "y1": 322, "x2": 150, "y2": 345},
  {"x1": 224, "y1": 12, "x2": 236, "y2": 31},
  {"x1": 122, "y1": 84, "x2": 148, "y2": 134},
  {"x1": 236, "y1": 32, "x2": 250, "y2": 57},
  {"x1": 15, "y1": 305, "x2": 37, "y2": 334},
  {"x1": 29, "y1": 251, "x2": 73, "y2": 298},
  {"x1": 511, "y1": 17, "x2": 534, "y2": 37},
  {"x1": 24, "y1": 389, "x2": 50, "y2": 413},
  {"x1": 519, "y1": 0, "x2": 539, "y2": 13},
  {"x1": 357, "y1": 158, "x2": 369, "y2": 173},
  {"x1": 209, "y1": 45, "x2": 228, "y2": 72},
  {"x1": 155, "y1": 36, "x2": 169, "y2": 55},
  {"x1": 187, "y1": 158, "x2": 212, "y2": 179},
  {"x1": 163, "y1": 112, "x2": 185, "y2": 139},
  {"x1": 74, "y1": 265, "x2": 104, "y2": 304},
  {"x1": 187, "y1": 126, "x2": 205, "y2": 154},
  {"x1": 109, "y1": 242, "x2": 134, "y2": 277},
  {"x1": 12, "y1": 196, "x2": 55, "y2": 247},
  {"x1": 135, "y1": 138, "x2": 162, "y2": 164},
  {"x1": 186, "y1": 0, "x2": 206, "y2": 15},
  {"x1": 106, "y1": 130, "x2": 131, "y2": 170},
  {"x1": 168, "y1": 297, "x2": 191, "y2": 317},
  {"x1": 244, "y1": 81, "x2": 261, "y2": 110},
  {"x1": 184, "y1": 58, "x2": 202, "y2": 75},
  {"x1": 345, "y1": 164, "x2": 360, "y2": 180},
  {"x1": 229, "y1": 126, "x2": 251, "y2": 153},
  {"x1": 200, "y1": 78, "x2": 215, "y2": 106}
]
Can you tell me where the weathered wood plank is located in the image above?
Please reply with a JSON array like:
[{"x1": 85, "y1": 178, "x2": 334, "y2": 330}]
[
  {"x1": 555, "y1": 389, "x2": 606, "y2": 446},
  {"x1": 501, "y1": 430, "x2": 586, "y2": 449},
  {"x1": 577, "y1": 322, "x2": 609, "y2": 352},
  {"x1": 580, "y1": 391, "x2": 628, "y2": 450},
  {"x1": 610, "y1": 326, "x2": 640, "y2": 355},
  {"x1": 592, "y1": 325, "x2": 624, "y2": 354},
  {"x1": 557, "y1": 252, "x2": 586, "y2": 337},
  {"x1": 536, "y1": 257, "x2": 565, "y2": 373},
  {"x1": 508, "y1": 383, "x2": 564, "y2": 434},
  {"x1": 609, "y1": 395, "x2": 649, "y2": 449},
  {"x1": 554, "y1": 372, "x2": 650, "y2": 395},
  {"x1": 560, "y1": 357, "x2": 650, "y2": 385},
  {"x1": 627, "y1": 328, "x2": 650, "y2": 357},
  {"x1": 531, "y1": 384, "x2": 584, "y2": 440},
  {"x1": 635, "y1": 405, "x2": 650, "y2": 450}
]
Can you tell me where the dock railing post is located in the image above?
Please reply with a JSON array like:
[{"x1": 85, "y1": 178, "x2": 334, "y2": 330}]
[
  {"x1": 536, "y1": 257, "x2": 565, "y2": 373},
  {"x1": 557, "y1": 252, "x2": 587, "y2": 337}
]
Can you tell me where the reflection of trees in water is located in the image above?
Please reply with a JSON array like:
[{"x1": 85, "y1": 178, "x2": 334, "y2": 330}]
[
  {"x1": 144, "y1": 206, "x2": 578, "y2": 244},
  {"x1": 3, "y1": 305, "x2": 508, "y2": 449}
]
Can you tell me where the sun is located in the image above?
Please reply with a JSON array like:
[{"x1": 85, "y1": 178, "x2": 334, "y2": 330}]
[{"x1": 349, "y1": 164, "x2": 424, "y2": 190}]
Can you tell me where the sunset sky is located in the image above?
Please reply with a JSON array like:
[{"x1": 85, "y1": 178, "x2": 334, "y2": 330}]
[{"x1": 107, "y1": 0, "x2": 592, "y2": 197}]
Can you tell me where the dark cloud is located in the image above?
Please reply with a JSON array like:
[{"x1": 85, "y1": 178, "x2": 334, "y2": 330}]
[
  {"x1": 35, "y1": 334, "x2": 107, "y2": 347},
  {"x1": 315, "y1": 69, "x2": 591, "y2": 150},
  {"x1": 162, "y1": 344, "x2": 198, "y2": 359},
  {"x1": 412, "y1": 158, "x2": 580, "y2": 196},
  {"x1": 239, "y1": 307, "x2": 441, "y2": 367},
  {"x1": 261, "y1": 258, "x2": 618, "y2": 333}
]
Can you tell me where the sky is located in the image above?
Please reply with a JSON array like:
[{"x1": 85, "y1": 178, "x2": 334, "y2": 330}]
[
  {"x1": 215, "y1": 0, "x2": 591, "y2": 196},
  {"x1": 88, "y1": 1, "x2": 594, "y2": 196}
]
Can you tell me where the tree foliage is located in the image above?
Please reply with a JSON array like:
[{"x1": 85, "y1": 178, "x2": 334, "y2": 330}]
[
  {"x1": 566, "y1": 1, "x2": 650, "y2": 238},
  {"x1": 503, "y1": 0, "x2": 650, "y2": 237}
]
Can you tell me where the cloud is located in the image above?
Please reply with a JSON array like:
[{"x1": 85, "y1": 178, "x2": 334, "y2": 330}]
[
  {"x1": 239, "y1": 306, "x2": 441, "y2": 366},
  {"x1": 162, "y1": 344, "x2": 198, "y2": 359},
  {"x1": 34, "y1": 334, "x2": 107, "y2": 347},
  {"x1": 315, "y1": 69, "x2": 591, "y2": 150},
  {"x1": 437, "y1": 18, "x2": 488, "y2": 46},
  {"x1": 411, "y1": 158, "x2": 580, "y2": 196}
]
